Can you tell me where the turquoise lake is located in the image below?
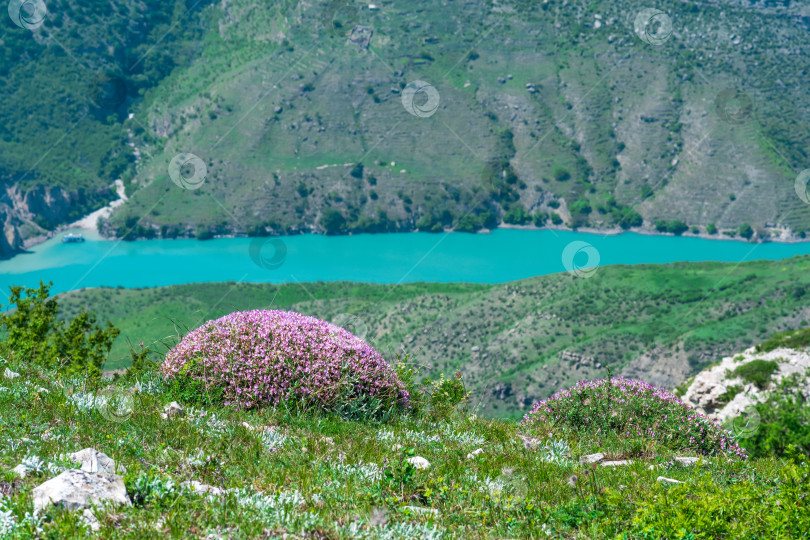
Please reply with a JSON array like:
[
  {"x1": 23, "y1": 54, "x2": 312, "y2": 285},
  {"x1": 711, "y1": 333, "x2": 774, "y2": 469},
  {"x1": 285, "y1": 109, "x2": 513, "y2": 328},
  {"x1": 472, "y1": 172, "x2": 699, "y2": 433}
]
[{"x1": 2, "y1": 228, "x2": 810, "y2": 295}]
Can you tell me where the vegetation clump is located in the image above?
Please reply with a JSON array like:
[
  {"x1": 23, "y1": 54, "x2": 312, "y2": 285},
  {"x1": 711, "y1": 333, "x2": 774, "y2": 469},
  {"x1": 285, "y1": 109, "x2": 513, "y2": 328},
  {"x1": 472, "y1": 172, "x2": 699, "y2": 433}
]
[
  {"x1": 730, "y1": 359, "x2": 778, "y2": 390},
  {"x1": 522, "y1": 377, "x2": 747, "y2": 459},
  {"x1": 161, "y1": 310, "x2": 409, "y2": 414}
]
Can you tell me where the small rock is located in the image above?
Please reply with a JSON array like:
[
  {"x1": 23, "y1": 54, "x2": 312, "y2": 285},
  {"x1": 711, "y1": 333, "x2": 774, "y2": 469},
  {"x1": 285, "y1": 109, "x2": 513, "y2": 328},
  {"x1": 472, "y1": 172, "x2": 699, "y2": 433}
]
[
  {"x1": 3, "y1": 368, "x2": 20, "y2": 380},
  {"x1": 407, "y1": 456, "x2": 430, "y2": 470},
  {"x1": 467, "y1": 448, "x2": 484, "y2": 459},
  {"x1": 32, "y1": 469, "x2": 131, "y2": 515},
  {"x1": 67, "y1": 448, "x2": 126, "y2": 475},
  {"x1": 180, "y1": 480, "x2": 225, "y2": 496},
  {"x1": 164, "y1": 402, "x2": 184, "y2": 418},
  {"x1": 274, "y1": 106, "x2": 283, "y2": 113},
  {"x1": 674, "y1": 457, "x2": 700, "y2": 466},
  {"x1": 12, "y1": 464, "x2": 27, "y2": 478},
  {"x1": 657, "y1": 476, "x2": 683, "y2": 484},
  {"x1": 497, "y1": 76, "x2": 506, "y2": 84},
  {"x1": 403, "y1": 505, "x2": 439, "y2": 515},
  {"x1": 580, "y1": 453, "x2": 605, "y2": 465},
  {"x1": 81, "y1": 509, "x2": 100, "y2": 531},
  {"x1": 600, "y1": 460, "x2": 631, "y2": 467},
  {"x1": 160, "y1": 413, "x2": 168, "y2": 420}
]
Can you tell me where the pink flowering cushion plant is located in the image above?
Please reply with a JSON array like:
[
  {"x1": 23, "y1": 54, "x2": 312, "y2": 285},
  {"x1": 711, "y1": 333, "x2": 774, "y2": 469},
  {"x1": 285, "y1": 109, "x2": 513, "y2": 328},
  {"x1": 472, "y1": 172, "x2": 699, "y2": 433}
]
[
  {"x1": 161, "y1": 310, "x2": 409, "y2": 413},
  {"x1": 521, "y1": 377, "x2": 747, "y2": 459}
]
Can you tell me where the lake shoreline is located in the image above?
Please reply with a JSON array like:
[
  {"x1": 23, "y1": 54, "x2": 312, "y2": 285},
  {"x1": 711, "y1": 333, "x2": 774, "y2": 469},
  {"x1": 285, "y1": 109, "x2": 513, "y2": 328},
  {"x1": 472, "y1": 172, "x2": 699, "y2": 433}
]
[{"x1": 24, "y1": 219, "x2": 808, "y2": 254}]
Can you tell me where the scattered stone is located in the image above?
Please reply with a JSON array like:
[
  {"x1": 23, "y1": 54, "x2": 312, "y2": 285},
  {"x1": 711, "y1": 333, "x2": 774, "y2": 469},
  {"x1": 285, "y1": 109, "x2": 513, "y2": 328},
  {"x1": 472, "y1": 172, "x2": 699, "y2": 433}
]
[
  {"x1": 467, "y1": 448, "x2": 484, "y2": 459},
  {"x1": 67, "y1": 448, "x2": 126, "y2": 475},
  {"x1": 32, "y1": 469, "x2": 131, "y2": 515},
  {"x1": 12, "y1": 464, "x2": 27, "y2": 479},
  {"x1": 657, "y1": 476, "x2": 683, "y2": 484},
  {"x1": 3, "y1": 368, "x2": 20, "y2": 380},
  {"x1": 407, "y1": 456, "x2": 430, "y2": 470},
  {"x1": 180, "y1": 480, "x2": 225, "y2": 496},
  {"x1": 274, "y1": 106, "x2": 283, "y2": 114},
  {"x1": 403, "y1": 505, "x2": 439, "y2": 515},
  {"x1": 164, "y1": 402, "x2": 184, "y2": 418},
  {"x1": 580, "y1": 453, "x2": 605, "y2": 465},
  {"x1": 674, "y1": 457, "x2": 700, "y2": 466},
  {"x1": 600, "y1": 460, "x2": 631, "y2": 467},
  {"x1": 81, "y1": 509, "x2": 101, "y2": 531},
  {"x1": 497, "y1": 76, "x2": 506, "y2": 84}
]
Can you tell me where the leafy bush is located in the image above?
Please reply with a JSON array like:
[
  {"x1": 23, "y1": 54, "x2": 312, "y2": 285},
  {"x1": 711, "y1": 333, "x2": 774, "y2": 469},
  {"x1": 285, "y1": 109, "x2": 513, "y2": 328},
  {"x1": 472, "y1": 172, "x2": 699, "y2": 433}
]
[
  {"x1": 730, "y1": 359, "x2": 778, "y2": 390},
  {"x1": 161, "y1": 310, "x2": 409, "y2": 415},
  {"x1": 614, "y1": 451, "x2": 810, "y2": 538},
  {"x1": 740, "y1": 377, "x2": 810, "y2": 457},
  {"x1": 0, "y1": 281, "x2": 119, "y2": 378},
  {"x1": 423, "y1": 372, "x2": 470, "y2": 420},
  {"x1": 522, "y1": 377, "x2": 747, "y2": 458}
]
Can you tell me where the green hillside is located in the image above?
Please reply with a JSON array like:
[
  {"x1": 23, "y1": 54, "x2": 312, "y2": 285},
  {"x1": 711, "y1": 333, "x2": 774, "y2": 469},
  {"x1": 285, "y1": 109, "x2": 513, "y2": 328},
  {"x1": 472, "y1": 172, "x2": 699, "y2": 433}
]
[
  {"x1": 58, "y1": 255, "x2": 810, "y2": 418},
  {"x1": 3, "y1": 0, "x2": 810, "y2": 250}
]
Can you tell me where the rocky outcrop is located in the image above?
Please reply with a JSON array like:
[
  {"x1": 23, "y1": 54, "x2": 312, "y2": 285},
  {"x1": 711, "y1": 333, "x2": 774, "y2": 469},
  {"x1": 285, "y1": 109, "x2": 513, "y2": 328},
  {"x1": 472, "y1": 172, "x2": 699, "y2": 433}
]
[
  {"x1": 682, "y1": 346, "x2": 810, "y2": 422},
  {"x1": 0, "y1": 182, "x2": 116, "y2": 259}
]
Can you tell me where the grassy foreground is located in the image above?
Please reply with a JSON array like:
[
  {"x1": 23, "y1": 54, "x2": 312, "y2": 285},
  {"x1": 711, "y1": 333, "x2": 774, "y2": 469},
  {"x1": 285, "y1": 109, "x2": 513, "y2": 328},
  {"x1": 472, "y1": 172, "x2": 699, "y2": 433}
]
[{"x1": 1, "y1": 359, "x2": 808, "y2": 539}]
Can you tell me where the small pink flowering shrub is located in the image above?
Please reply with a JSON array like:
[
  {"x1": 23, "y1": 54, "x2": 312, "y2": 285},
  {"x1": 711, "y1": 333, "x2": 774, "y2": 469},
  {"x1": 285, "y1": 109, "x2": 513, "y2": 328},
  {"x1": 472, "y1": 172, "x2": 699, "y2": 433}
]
[
  {"x1": 521, "y1": 377, "x2": 747, "y2": 459},
  {"x1": 161, "y1": 310, "x2": 409, "y2": 415}
]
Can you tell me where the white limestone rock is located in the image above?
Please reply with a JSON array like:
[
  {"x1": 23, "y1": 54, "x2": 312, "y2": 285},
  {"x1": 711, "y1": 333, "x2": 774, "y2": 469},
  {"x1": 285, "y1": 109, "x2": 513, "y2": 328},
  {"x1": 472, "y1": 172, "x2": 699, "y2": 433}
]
[{"x1": 32, "y1": 469, "x2": 131, "y2": 515}]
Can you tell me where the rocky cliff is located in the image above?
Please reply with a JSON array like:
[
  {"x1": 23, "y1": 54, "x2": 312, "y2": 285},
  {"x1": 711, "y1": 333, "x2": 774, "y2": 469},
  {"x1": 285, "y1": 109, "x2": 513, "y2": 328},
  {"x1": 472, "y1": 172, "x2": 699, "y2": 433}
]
[{"x1": 0, "y1": 183, "x2": 115, "y2": 259}]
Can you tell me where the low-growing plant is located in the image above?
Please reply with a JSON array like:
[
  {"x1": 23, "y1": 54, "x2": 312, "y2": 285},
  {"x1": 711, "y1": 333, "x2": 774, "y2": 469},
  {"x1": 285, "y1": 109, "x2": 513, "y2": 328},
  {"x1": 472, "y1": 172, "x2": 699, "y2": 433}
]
[
  {"x1": 717, "y1": 384, "x2": 743, "y2": 405},
  {"x1": 755, "y1": 327, "x2": 810, "y2": 353},
  {"x1": 731, "y1": 359, "x2": 779, "y2": 390},
  {"x1": 522, "y1": 377, "x2": 747, "y2": 458}
]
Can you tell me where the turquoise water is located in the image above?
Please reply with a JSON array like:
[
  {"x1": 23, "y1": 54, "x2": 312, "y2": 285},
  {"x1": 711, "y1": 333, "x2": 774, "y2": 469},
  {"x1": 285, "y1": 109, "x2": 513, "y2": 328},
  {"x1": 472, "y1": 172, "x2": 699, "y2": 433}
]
[{"x1": 2, "y1": 228, "x2": 810, "y2": 295}]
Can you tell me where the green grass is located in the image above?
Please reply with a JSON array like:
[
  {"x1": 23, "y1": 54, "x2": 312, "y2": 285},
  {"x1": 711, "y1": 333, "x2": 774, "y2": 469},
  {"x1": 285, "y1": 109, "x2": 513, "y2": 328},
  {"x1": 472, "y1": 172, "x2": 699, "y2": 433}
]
[
  {"x1": 0, "y1": 359, "x2": 808, "y2": 539},
  {"x1": 57, "y1": 255, "x2": 810, "y2": 418}
]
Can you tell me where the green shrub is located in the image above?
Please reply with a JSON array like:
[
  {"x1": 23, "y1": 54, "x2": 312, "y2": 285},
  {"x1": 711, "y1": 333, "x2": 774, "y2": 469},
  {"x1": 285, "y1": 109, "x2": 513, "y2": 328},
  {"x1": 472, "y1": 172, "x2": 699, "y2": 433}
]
[
  {"x1": 740, "y1": 377, "x2": 810, "y2": 457},
  {"x1": 615, "y1": 454, "x2": 810, "y2": 538},
  {"x1": 0, "y1": 281, "x2": 119, "y2": 379},
  {"x1": 717, "y1": 384, "x2": 742, "y2": 405},
  {"x1": 731, "y1": 359, "x2": 778, "y2": 390}
]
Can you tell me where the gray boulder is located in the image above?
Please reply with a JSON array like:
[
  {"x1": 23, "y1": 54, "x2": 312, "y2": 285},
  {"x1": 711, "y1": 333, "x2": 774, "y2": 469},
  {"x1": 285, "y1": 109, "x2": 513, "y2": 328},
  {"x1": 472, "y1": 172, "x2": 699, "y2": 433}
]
[{"x1": 32, "y1": 469, "x2": 131, "y2": 515}]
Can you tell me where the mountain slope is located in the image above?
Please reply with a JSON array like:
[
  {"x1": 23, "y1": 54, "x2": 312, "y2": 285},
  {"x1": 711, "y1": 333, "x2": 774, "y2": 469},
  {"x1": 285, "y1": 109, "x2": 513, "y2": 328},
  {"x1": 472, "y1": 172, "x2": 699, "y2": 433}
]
[
  {"x1": 3, "y1": 0, "x2": 810, "y2": 256},
  {"x1": 59, "y1": 255, "x2": 810, "y2": 418}
]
